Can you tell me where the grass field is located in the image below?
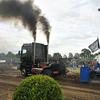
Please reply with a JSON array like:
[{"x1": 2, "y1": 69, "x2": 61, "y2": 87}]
[
  {"x1": 12, "y1": 67, "x2": 18, "y2": 70},
  {"x1": 67, "y1": 67, "x2": 80, "y2": 74}
]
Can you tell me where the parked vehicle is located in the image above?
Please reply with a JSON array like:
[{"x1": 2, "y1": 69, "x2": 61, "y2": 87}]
[{"x1": 94, "y1": 55, "x2": 100, "y2": 65}]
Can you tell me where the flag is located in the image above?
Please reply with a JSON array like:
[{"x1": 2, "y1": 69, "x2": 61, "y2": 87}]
[{"x1": 88, "y1": 38, "x2": 99, "y2": 53}]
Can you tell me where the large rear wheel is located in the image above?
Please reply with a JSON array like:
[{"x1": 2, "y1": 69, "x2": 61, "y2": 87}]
[
  {"x1": 43, "y1": 70, "x2": 53, "y2": 77},
  {"x1": 21, "y1": 68, "x2": 28, "y2": 76}
]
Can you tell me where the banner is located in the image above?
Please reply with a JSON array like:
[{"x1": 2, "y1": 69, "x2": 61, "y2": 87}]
[{"x1": 88, "y1": 38, "x2": 99, "y2": 53}]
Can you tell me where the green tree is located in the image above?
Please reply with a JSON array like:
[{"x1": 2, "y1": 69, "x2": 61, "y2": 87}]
[
  {"x1": 6, "y1": 51, "x2": 16, "y2": 58},
  {"x1": 15, "y1": 51, "x2": 20, "y2": 58},
  {"x1": 74, "y1": 53, "x2": 80, "y2": 59},
  {"x1": 80, "y1": 48, "x2": 91, "y2": 58},
  {"x1": 48, "y1": 54, "x2": 52, "y2": 61},
  {"x1": 15, "y1": 54, "x2": 20, "y2": 58},
  {"x1": 53, "y1": 53, "x2": 62, "y2": 58},
  {"x1": 63, "y1": 54, "x2": 67, "y2": 58},
  {"x1": 68, "y1": 52, "x2": 73, "y2": 59},
  {"x1": 94, "y1": 53, "x2": 98, "y2": 58},
  {"x1": 91, "y1": 54, "x2": 94, "y2": 58},
  {"x1": 98, "y1": 52, "x2": 100, "y2": 55}
]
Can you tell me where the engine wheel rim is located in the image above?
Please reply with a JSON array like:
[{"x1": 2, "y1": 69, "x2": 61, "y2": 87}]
[
  {"x1": 22, "y1": 69, "x2": 25, "y2": 75},
  {"x1": 44, "y1": 71, "x2": 50, "y2": 75}
]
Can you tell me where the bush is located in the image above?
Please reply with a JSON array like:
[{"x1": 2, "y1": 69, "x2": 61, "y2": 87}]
[{"x1": 12, "y1": 75, "x2": 64, "y2": 100}]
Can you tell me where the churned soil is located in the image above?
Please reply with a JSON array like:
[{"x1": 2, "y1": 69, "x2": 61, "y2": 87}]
[
  {"x1": 0, "y1": 64, "x2": 15, "y2": 71},
  {"x1": 0, "y1": 70, "x2": 100, "y2": 100}
]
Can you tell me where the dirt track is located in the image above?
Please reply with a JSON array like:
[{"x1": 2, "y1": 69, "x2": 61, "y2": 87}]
[{"x1": 0, "y1": 70, "x2": 100, "y2": 100}]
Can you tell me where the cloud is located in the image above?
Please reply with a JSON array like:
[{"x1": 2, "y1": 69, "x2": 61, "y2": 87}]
[{"x1": 0, "y1": 0, "x2": 100, "y2": 57}]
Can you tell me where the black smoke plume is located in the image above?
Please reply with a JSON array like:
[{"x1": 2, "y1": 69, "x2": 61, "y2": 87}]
[
  {"x1": 39, "y1": 16, "x2": 50, "y2": 44},
  {"x1": 0, "y1": 0, "x2": 51, "y2": 43}
]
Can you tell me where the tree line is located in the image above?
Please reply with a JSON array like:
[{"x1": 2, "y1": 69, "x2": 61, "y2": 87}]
[
  {"x1": 0, "y1": 51, "x2": 20, "y2": 60},
  {"x1": 48, "y1": 48, "x2": 100, "y2": 61},
  {"x1": 0, "y1": 48, "x2": 100, "y2": 61}
]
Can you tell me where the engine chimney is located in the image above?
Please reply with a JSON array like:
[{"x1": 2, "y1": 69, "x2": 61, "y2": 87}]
[
  {"x1": 33, "y1": 41, "x2": 35, "y2": 64},
  {"x1": 33, "y1": 27, "x2": 37, "y2": 64},
  {"x1": 47, "y1": 44, "x2": 48, "y2": 62}
]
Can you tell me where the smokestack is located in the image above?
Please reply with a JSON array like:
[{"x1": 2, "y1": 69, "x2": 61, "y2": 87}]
[
  {"x1": 33, "y1": 40, "x2": 35, "y2": 64},
  {"x1": 33, "y1": 26, "x2": 37, "y2": 64},
  {"x1": 47, "y1": 44, "x2": 48, "y2": 62},
  {"x1": 46, "y1": 32, "x2": 50, "y2": 62}
]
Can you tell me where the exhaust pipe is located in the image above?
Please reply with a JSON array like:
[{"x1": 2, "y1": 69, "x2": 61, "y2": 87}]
[
  {"x1": 33, "y1": 27, "x2": 37, "y2": 64},
  {"x1": 47, "y1": 43, "x2": 49, "y2": 62},
  {"x1": 33, "y1": 41, "x2": 35, "y2": 64}
]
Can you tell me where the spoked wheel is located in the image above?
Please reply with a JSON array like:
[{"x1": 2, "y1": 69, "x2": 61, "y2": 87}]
[
  {"x1": 21, "y1": 68, "x2": 28, "y2": 76},
  {"x1": 43, "y1": 70, "x2": 53, "y2": 77}
]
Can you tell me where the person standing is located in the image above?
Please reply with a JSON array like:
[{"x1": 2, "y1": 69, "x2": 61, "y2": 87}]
[
  {"x1": 88, "y1": 60, "x2": 90, "y2": 66},
  {"x1": 91, "y1": 61, "x2": 94, "y2": 65},
  {"x1": 90, "y1": 61, "x2": 94, "y2": 70},
  {"x1": 10, "y1": 63, "x2": 12, "y2": 67}
]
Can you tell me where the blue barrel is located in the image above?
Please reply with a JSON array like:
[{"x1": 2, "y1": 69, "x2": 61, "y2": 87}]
[{"x1": 80, "y1": 66, "x2": 90, "y2": 82}]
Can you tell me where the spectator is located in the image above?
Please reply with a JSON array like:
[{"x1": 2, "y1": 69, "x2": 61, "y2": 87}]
[
  {"x1": 88, "y1": 60, "x2": 90, "y2": 64},
  {"x1": 90, "y1": 61, "x2": 94, "y2": 70},
  {"x1": 91, "y1": 61, "x2": 94, "y2": 65},
  {"x1": 88, "y1": 60, "x2": 91, "y2": 66},
  {"x1": 10, "y1": 63, "x2": 12, "y2": 67}
]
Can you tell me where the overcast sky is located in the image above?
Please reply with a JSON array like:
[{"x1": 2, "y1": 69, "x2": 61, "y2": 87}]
[{"x1": 0, "y1": 0, "x2": 100, "y2": 57}]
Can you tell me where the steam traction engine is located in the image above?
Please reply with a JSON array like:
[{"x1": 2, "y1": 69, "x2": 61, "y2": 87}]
[{"x1": 19, "y1": 42, "x2": 69, "y2": 77}]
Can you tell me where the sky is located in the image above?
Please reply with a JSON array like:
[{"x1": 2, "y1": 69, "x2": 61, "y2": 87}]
[{"x1": 0, "y1": 0, "x2": 100, "y2": 57}]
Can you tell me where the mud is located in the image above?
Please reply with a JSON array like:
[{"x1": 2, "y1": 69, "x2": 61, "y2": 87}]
[
  {"x1": 0, "y1": 64, "x2": 15, "y2": 71},
  {"x1": 0, "y1": 70, "x2": 100, "y2": 100}
]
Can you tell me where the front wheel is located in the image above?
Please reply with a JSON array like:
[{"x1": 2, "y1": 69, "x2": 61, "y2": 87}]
[
  {"x1": 21, "y1": 68, "x2": 28, "y2": 76},
  {"x1": 43, "y1": 70, "x2": 53, "y2": 77}
]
